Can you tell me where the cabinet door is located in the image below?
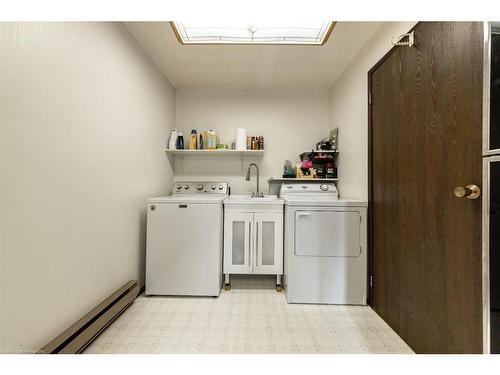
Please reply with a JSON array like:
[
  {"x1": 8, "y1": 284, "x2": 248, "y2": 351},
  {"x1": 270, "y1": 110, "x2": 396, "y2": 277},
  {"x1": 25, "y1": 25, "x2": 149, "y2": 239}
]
[
  {"x1": 253, "y1": 212, "x2": 283, "y2": 274},
  {"x1": 224, "y1": 212, "x2": 253, "y2": 274}
]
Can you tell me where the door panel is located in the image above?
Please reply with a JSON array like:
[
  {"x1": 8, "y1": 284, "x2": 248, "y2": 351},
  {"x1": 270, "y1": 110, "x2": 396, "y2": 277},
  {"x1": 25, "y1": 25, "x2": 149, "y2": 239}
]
[
  {"x1": 490, "y1": 27, "x2": 500, "y2": 151},
  {"x1": 295, "y1": 211, "x2": 361, "y2": 257},
  {"x1": 254, "y1": 212, "x2": 283, "y2": 274},
  {"x1": 146, "y1": 203, "x2": 222, "y2": 295},
  {"x1": 370, "y1": 22, "x2": 483, "y2": 353},
  {"x1": 224, "y1": 212, "x2": 253, "y2": 274},
  {"x1": 489, "y1": 159, "x2": 500, "y2": 352},
  {"x1": 261, "y1": 221, "x2": 275, "y2": 266}
]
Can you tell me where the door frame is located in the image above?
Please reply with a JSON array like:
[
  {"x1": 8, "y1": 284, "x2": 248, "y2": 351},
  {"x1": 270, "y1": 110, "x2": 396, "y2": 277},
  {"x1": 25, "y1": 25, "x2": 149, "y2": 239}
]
[
  {"x1": 482, "y1": 21, "x2": 493, "y2": 354},
  {"x1": 367, "y1": 21, "x2": 488, "y2": 352},
  {"x1": 366, "y1": 22, "x2": 421, "y2": 307}
]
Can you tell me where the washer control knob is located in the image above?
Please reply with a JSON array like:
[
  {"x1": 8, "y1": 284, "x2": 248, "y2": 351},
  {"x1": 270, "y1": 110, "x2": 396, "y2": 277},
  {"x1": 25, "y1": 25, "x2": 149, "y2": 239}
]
[
  {"x1": 183, "y1": 184, "x2": 189, "y2": 190},
  {"x1": 211, "y1": 185, "x2": 216, "y2": 190},
  {"x1": 320, "y1": 184, "x2": 329, "y2": 191},
  {"x1": 218, "y1": 184, "x2": 224, "y2": 190},
  {"x1": 196, "y1": 184, "x2": 204, "y2": 191},
  {"x1": 176, "y1": 185, "x2": 182, "y2": 190}
]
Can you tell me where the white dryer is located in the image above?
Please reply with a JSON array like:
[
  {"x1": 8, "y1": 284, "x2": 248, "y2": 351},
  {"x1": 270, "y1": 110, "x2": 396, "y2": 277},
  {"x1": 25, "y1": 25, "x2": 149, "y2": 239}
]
[{"x1": 280, "y1": 182, "x2": 367, "y2": 305}]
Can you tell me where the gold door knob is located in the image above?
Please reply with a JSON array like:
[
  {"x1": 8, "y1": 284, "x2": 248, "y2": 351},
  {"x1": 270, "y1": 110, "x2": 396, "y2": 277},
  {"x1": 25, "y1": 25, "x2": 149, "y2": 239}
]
[{"x1": 453, "y1": 184, "x2": 481, "y2": 199}]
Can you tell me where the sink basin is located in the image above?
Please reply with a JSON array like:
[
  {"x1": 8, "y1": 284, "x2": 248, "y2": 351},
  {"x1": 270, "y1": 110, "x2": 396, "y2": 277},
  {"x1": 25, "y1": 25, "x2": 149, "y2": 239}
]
[{"x1": 224, "y1": 195, "x2": 283, "y2": 204}]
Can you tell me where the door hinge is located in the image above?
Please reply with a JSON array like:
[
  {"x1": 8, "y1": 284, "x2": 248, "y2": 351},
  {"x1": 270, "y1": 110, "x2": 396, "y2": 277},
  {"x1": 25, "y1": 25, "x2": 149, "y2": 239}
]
[
  {"x1": 368, "y1": 92, "x2": 372, "y2": 105},
  {"x1": 370, "y1": 275, "x2": 373, "y2": 288}
]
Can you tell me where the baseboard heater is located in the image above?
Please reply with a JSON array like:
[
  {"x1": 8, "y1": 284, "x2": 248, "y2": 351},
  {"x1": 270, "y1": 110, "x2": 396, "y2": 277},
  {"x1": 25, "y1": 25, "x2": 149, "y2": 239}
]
[{"x1": 39, "y1": 280, "x2": 140, "y2": 354}]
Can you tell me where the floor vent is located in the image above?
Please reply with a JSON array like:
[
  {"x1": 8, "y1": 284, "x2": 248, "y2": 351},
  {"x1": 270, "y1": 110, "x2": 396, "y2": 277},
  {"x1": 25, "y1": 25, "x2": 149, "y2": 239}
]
[{"x1": 39, "y1": 280, "x2": 139, "y2": 354}]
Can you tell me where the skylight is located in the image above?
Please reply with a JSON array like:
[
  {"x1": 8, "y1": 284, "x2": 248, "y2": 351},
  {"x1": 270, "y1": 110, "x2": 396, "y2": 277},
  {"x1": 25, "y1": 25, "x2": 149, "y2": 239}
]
[{"x1": 170, "y1": 22, "x2": 335, "y2": 45}]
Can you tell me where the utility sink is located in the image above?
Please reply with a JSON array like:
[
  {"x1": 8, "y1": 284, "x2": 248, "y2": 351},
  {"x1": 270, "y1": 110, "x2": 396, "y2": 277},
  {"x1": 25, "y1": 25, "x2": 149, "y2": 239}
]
[{"x1": 223, "y1": 194, "x2": 283, "y2": 205}]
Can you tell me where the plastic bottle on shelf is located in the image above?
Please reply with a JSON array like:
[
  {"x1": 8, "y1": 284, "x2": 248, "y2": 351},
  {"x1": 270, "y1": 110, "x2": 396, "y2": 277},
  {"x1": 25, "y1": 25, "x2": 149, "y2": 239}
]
[
  {"x1": 199, "y1": 133, "x2": 204, "y2": 149},
  {"x1": 168, "y1": 129, "x2": 178, "y2": 149},
  {"x1": 176, "y1": 132, "x2": 184, "y2": 149},
  {"x1": 206, "y1": 129, "x2": 217, "y2": 150},
  {"x1": 188, "y1": 129, "x2": 198, "y2": 150}
]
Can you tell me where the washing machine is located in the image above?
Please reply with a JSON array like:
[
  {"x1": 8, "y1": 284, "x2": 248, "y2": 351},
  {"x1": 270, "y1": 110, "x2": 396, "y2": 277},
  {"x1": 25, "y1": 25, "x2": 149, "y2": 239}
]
[
  {"x1": 146, "y1": 181, "x2": 228, "y2": 297},
  {"x1": 280, "y1": 182, "x2": 368, "y2": 305}
]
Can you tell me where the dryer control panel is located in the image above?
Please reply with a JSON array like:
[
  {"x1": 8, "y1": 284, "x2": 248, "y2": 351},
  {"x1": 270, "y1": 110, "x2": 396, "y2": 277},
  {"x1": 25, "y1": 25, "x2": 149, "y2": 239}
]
[{"x1": 279, "y1": 182, "x2": 338, "y2": 200}]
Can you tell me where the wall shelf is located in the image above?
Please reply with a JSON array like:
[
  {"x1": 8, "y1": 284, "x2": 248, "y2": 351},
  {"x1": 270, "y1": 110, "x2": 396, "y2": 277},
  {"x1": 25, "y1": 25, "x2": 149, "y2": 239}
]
[
  {"x1": 165, "y1": 149, "x2": 265, "y2": 156},
  {"x1": 299, "y1": 149, "x2": 338, "y2": 158},
  {"x1": 166, "y1": 149, "x2": 265, "y2": 176}
]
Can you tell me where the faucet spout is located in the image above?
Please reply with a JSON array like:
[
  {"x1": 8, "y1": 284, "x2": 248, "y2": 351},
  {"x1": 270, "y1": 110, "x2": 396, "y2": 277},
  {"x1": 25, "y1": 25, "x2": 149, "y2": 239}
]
[{"x1": 246, "y1": 163, "x2": 263, "y2": 197}]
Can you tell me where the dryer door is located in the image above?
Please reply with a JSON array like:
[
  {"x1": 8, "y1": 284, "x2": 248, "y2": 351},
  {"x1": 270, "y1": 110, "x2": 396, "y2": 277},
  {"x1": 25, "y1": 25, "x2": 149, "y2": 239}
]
[{"x1": 294, "y1": 210, "x2": 361, "y2": 257}]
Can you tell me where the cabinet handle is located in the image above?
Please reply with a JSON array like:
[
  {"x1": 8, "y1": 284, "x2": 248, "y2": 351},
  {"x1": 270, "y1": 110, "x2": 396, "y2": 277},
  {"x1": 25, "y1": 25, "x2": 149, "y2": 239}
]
[
  {"x1": 248, "y1": 221, "x2": 251, "y2": 269},
  {"x1": 255, "y1": 222, "x2": 259, "y2": 269}
]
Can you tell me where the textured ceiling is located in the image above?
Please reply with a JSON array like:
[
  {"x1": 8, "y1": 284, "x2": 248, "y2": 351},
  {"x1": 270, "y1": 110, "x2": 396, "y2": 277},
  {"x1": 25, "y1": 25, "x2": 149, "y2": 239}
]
[{"x1": 125, "y1": 22, "x2": 382, "y2": 89}]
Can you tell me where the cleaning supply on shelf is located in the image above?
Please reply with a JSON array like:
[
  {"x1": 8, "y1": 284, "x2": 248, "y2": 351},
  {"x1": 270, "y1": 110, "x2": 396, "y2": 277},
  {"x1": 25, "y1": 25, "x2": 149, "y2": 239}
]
[
  {"x1": 176, "y1": 132, "x2": 184, "y2": 149},
  {"x1": 168, "y1": 129, "x2": 178, "y2": 149},
  {"x1": 199, "y1": 133, "x2": 204, "y2": 149},
  {"x1": 188, "y1": 129, "x2": 198, "y2": 150},
  {"x1": 235, "y1": 128, "x2": 247, "y2": 151},
  {"x1": 205, "y1": 129, "x2": 217, "y2": 150},
  {"x1": 258, "y1": 136, "x2": 264, "y2": 150}
]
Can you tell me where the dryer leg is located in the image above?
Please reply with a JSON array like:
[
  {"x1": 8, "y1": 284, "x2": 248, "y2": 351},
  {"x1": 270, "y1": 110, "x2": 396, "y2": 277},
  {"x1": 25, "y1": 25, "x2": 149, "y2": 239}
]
[
  {"x1": 224, "y1": 274, "x2": 230, "y2": 291},
  {"x1": 276, "y1": 275, "x2": 282, "y2": 292}
]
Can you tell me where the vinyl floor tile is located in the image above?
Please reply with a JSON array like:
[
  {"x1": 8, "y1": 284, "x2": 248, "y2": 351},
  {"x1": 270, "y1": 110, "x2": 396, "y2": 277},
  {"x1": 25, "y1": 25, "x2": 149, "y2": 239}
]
[{"x1": 84, "y1": 275, "x2": 413, "y2": 354}]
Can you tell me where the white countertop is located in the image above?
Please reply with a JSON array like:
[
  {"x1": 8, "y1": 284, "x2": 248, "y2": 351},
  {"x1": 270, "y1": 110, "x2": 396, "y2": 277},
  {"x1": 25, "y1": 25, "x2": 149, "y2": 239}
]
[{"x1": 223, "y1": 195, "x2": 284, "y2": 205}]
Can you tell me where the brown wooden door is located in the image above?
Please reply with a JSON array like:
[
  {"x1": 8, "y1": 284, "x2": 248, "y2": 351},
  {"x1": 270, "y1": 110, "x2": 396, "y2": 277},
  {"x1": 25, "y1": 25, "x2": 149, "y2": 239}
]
[{"x1": 370, "y1": 22, "x2": 483, "y2": 353}]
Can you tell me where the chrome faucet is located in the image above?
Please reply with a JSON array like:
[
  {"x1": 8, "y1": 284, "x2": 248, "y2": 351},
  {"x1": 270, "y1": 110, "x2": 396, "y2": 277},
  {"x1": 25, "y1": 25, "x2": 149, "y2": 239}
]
[{"x1": 245, "y1": 163, "x2": 264, "y2": 197}]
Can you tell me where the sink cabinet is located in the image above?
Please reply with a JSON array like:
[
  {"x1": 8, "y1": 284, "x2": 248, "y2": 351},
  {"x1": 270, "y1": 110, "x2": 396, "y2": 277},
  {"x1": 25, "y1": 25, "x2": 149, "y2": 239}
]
[{"x1": 223, "y1": 199, "x2": 284, "y2": 288}]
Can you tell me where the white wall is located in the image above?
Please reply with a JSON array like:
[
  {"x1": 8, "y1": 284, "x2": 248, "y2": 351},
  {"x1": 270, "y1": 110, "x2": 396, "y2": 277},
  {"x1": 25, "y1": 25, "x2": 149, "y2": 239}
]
[
  {"x1": 329, "y1": 22, "x2": 417, "y2": 200},
  {"x1": 173, "y1": 89, "x2": 331, "y2": 194},
  {"x1": 0, "y1": 22, "x2": 175, "y2": 352}
]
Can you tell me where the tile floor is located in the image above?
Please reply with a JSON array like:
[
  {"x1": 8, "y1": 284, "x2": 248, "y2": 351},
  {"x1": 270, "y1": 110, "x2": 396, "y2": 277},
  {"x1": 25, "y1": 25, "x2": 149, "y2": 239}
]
[{"x1": 84, "y1": 276, "x2": 413, "y2": 354}]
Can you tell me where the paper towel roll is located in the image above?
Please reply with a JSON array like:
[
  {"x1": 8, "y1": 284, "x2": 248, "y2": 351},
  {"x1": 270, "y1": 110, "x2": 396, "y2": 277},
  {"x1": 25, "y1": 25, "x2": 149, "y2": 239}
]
[{"x1": 235, "y1": 128, "x2": 247, "y2": 150}]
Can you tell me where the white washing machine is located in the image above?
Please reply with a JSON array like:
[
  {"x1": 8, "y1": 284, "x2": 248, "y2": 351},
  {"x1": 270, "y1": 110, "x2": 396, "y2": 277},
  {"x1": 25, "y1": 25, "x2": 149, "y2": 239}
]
[
  {"x1": 145, "y1": 181, "x2": 228, "y2": 297},
  {"x1": 280, "y1": 182, "x2": 368, "y2": 305}
]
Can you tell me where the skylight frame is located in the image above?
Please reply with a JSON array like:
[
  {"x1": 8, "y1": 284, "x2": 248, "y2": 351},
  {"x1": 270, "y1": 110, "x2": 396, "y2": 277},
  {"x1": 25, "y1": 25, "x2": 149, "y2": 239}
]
[{"x1": 170, "y1": 21, "x2": 336, "y2": 46}]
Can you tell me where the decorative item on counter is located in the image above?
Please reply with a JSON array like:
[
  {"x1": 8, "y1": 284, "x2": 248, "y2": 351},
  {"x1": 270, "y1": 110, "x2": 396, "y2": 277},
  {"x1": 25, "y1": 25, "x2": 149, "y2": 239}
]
[
  {"x1": 176, "y1": 132, "x2": 184, "y2": 149},
  {"x1": 295, "y1": 163, "x2": 304, "y2": 178},
  {"x1": 231, "y1": 141, "x2": 236, "y2": 150},
  {"x1": 326, "y1": 163, "x2": 337, "y2": 178},
  {"x1": 315, "y1": 137, "x2": 333, "y2": 151},
  {"x1": 235, "y1": 128, "x2": 247, "y2": 150},
  {"x1": 199, "y1": 133, "x2": 204, "y2": 149},
  {"x1": 312, "y1": 152, "x2": 335, "y2": 163},
  {"x1": 216, "y1": 144, "x2": 228, "y2": 149},
  {"x1": 188, "y1": 129, "x2": 198, "y2": 150},
  {"x1": 309, "y1": 168, "x2": 318, "y2": 178},
  {"x1": 316, "y1": 166, "x2": 325, "y2": 178},
  {"x1": 168, "y1": 128, "x2": 178, "y2": 149},
  {"x1": 283, "y1": 160, "x2": 295, "y2": 178},
  {"x1": 329, "y1": 128, "x2": 338, "y2": 150},
  {"x1": 301, "y1": 159, "x2": 313, "y2": 169},
  {"x1": 246, "y1": 136, "x2": 252, "y2": 150}
]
